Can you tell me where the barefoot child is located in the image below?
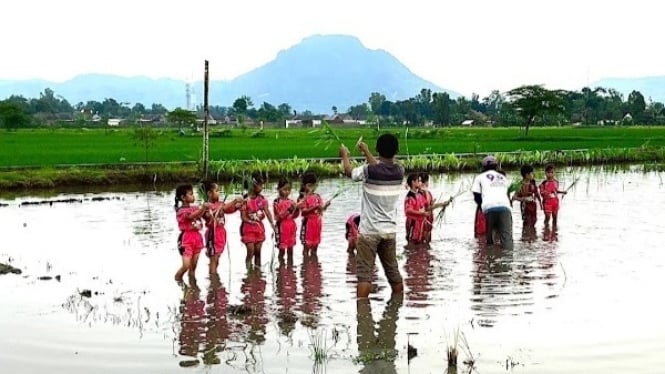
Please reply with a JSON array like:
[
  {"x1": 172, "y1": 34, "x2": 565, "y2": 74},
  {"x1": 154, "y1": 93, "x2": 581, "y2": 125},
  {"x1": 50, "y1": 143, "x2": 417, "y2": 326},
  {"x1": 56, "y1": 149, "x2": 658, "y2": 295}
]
[
  {"x1": 539, "y1": 163, "x2": 567, "y2": 227},
  {"x1": 203, "y1": 181, "x2": 243, "y2": 275},
  {"x1": 299, "y1": 172, "x2": 330, "y2": 256},
  {"x1": 419, "y1": 173, "x2": 435, "y2": 243},
  {"x1": 174, "y1": 184, "x2": 210, "y2": 282},
  {"x1": 240, "y1": 172, "x2": 276, "y2": 266},
  {"x1": 418, "y1": 172, "x2": 451, "y2": 242},
  {"x1": 404, "y1": 173, "x2": 427, "y2": 245},
  {"x1": 273, "y1": 178, "x2": 299, "y2": 261},
  {"x1": 345, "y1": 214, "x2": 360, "y2": 254},
  {"x1": 511, "y1": 164, "x2": 542, "y2": 229}
]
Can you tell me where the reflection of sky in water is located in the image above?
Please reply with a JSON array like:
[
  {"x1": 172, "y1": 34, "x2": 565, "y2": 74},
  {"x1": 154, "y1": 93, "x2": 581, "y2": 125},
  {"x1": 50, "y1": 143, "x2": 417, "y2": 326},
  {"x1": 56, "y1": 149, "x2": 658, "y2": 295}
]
[{"x1": 0, "y1": 168, "x2": 664, "y2": 374}]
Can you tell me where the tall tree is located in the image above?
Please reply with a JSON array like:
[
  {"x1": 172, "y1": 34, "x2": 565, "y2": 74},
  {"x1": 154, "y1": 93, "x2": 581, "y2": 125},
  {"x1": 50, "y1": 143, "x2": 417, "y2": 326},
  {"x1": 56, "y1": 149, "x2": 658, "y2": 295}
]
[
  {"x1": 347, "y1": 103, "x2": 369, "y2": 119},
  {"x1": 0, "y1": 100, "x2": 31, "y2": 130},
  {"x1": 368, "y1": 92, "x2": 386, "y2": 115},
  {"x1": 432, "y1": 92, "x2": 451, "y2": 125},
  {"x1": 167, "y1": 107, "x2": 197, "y2": 129},
  {"x1": 506, "y1": 85, "x2": 565, "y2": 135},
  {"x1": 627, "y1": 90, "x2": 646, "y2": 120}
]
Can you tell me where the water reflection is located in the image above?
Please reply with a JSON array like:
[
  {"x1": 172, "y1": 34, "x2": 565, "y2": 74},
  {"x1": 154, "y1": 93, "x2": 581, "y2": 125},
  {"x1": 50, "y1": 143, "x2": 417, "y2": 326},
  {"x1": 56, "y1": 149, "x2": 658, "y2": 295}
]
[
  {"x1": 177, "y1": 280, "x2": 205, "y2": 365},
  {"x1": 300, "y1": 253, "x2": 323, "y2": 328},
  {"x1": 131, "y1": 191, "x2": 169, "y2": 247},
  {"x1": 202, "y1": 274, "x2": 230, "y2": 365},
  {"x1": 404, "y1": 244, "x2": 435, "y2": 307},
  {"x1": 275, "y1": 257, "x2": 298, "y2": 337},
  {"x1": 356, "y1": 295, "x2": 402, "y2": 374},
  {"x1": 240, "y1": 267, "x2": 268, "y2": 344},
  {"x1": 471, "y1": 246, "x2": 515, "y2": 327}
]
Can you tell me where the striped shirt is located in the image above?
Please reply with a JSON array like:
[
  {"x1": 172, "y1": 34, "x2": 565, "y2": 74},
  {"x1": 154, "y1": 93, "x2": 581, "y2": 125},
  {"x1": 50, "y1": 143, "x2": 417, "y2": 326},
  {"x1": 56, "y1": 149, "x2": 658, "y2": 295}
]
[{"x1": 351, "y1": 161, "x2": 405, "y2": 235}]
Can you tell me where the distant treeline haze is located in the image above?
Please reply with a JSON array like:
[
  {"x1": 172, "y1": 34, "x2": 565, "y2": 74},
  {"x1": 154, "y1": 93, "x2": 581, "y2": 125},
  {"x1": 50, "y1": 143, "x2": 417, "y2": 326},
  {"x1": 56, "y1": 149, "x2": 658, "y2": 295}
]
[{"x1": 1, "y1": 85, "x2": 665, "y2": 131}]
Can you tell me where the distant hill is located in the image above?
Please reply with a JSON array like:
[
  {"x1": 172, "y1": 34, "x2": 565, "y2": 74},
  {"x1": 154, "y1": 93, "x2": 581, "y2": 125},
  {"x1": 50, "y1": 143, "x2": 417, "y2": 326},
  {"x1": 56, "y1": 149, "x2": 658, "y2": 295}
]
[
  {"x1": 592, "y1": 76, "x2": 665, "y2": 103},
  {"x1": 0, "y1": 35, "x2": 456, "y2": 114}
]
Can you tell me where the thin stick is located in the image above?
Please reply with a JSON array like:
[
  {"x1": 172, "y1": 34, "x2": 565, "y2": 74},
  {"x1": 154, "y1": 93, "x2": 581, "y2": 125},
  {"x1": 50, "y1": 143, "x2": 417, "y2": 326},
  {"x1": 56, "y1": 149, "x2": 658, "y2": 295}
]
[{"x1": 561, "y1": 176, "x2": 581, "y2": 200}]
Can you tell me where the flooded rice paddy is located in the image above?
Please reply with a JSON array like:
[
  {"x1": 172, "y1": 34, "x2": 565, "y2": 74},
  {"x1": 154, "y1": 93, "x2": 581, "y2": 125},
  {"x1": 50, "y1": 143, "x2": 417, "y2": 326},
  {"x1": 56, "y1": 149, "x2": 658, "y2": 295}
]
[{"x1": 1, "y1": 167, "x2": 664, "y2": 374}]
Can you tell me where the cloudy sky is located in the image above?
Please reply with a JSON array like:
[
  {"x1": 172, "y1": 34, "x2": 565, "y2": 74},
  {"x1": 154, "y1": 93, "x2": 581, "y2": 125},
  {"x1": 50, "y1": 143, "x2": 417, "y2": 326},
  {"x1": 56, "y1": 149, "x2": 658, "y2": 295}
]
[{"x1": 1, "y1": 0, "x2": 662, "y2": 96}]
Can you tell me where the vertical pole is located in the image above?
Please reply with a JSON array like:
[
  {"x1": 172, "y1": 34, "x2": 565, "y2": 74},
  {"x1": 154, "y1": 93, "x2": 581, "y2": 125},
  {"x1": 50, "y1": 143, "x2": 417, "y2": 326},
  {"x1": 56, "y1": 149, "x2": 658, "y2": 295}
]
[{"x1": 203, "y1": 60, "x2": 210, "y2": 179}]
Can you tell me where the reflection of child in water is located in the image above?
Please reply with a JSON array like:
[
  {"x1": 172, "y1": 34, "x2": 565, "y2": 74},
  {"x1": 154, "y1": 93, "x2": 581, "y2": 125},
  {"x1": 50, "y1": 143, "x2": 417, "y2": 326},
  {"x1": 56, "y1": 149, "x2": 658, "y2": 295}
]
[
  {"x1": 202, "y1": 274, "x2": 230, "y2": 365},
  {"x1": 275, "y1": 259, "x2": 298, "y2": 336},
  {"x1": 299, "y1": 253, "x2": 323, "y2": 328},
  {"x1": 178, "y1": 281, "x2": 205, "y2": 359},
  {"x1": 240, "y1": 267, "x2": 268, "y2": 344}
]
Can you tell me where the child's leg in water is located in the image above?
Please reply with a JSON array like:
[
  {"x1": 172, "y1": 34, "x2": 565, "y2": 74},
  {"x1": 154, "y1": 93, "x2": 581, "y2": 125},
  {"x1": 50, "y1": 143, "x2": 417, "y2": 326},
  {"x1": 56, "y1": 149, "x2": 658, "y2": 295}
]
[
  {"x1": 189, "y1": 253, "x2": 200, "y2": 277},
  {"x1": 209, "y1": 254, "x2": 220, "y2": 274},
  {"x1": 245, "y1": 243, "x2": 256, "y2": 264},
  {"x1": 253, "y1": 242, "x2": 263, "y2": 266},
  {"x1": 175, "y1": 255, "x2": 193, "y2": 282}
]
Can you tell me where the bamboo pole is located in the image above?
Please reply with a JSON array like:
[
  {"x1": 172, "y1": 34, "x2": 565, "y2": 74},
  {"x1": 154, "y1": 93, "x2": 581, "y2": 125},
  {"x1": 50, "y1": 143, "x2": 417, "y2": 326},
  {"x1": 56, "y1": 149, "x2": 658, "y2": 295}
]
[{"x1": 202, "y1": 60, "x2": 210, "y2": 179}]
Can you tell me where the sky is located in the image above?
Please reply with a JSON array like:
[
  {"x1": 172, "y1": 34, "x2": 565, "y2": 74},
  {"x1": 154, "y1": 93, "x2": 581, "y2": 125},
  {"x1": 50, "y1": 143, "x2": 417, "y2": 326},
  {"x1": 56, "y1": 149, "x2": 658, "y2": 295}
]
[{"x1": 1, "y1": 0, "x2": 663, "y2": 97}]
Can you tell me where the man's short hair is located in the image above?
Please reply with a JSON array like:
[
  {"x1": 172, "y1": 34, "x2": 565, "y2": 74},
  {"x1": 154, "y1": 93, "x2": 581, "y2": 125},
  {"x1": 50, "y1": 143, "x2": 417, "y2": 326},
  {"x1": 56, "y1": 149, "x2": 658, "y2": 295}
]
[{"x1": 376, "y1": 134, "x2": 399, "y2": 158}]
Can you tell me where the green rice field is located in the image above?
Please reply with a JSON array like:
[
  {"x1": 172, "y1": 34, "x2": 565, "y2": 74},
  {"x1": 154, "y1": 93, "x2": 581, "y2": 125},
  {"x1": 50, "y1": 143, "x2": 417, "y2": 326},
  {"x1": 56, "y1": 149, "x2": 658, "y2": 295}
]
[{"x1": 3, "y1": 126, "x2": 665, "y2": 167}]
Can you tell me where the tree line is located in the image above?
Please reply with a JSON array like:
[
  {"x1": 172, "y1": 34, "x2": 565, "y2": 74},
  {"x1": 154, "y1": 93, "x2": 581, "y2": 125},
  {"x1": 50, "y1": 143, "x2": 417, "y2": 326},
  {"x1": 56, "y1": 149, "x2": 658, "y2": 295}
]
[{"x1": 1, "y1": 85, "x2": 665, "y2": 132}]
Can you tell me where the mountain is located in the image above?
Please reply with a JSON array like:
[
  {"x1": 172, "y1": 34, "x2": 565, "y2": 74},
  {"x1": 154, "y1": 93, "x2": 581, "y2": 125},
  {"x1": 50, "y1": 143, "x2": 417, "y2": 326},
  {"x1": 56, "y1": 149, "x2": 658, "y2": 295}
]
[
  {"x1": 0, "y1": 35, "x2": 456, "y2": 114},
  {"x1": 591, "y1": 76, "x2": 665, "y2": 103}
]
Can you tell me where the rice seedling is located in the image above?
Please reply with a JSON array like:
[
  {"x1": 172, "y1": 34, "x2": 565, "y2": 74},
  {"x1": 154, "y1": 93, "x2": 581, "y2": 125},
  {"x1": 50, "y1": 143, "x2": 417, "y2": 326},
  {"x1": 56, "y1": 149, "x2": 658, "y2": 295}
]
[
  {"x1": 309, "y1": 328, "x2": 330, "y2": 365},
  {"x1": 446, "y1": 326, "x2": 460, "y2": 368},
  {"x1": 443, "y1": 326, "x2": 475, "y2": 373},
  {"x1": 312, "y1": 121, "x2": 343, "y2": 150}
]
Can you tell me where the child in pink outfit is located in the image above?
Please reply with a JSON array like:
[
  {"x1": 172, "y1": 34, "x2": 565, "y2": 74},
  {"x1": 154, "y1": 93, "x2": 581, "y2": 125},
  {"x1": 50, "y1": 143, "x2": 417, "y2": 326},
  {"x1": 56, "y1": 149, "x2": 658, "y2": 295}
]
[
  {"x1": 203, "y1": 181, "x2": 243, "y2": 275},
  {"x1": 539, "y1": 164, "x2": 567, "y2": 227},
  {"x1": 175, "y1": 184, "x2": 210, "y2": 282}
]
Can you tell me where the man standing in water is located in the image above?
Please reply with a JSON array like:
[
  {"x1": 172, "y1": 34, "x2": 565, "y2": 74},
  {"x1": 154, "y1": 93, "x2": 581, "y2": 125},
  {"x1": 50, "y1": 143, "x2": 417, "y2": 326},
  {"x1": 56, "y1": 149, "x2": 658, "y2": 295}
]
[
  {"x1": 340, "y1": 134, "x2": 405, "y2": 298},
  {"x1": 471, "y1": 155, "x2": 514, "y2": 250}
]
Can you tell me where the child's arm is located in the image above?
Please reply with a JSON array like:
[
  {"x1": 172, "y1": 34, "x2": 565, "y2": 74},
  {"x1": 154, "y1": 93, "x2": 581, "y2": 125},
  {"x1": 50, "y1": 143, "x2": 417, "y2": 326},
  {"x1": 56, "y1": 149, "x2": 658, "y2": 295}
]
[
  {"x1": 186, "y1": 203, "x2": 210, "y2": 220},
  {"x1": 239, "y1": 203, "x2": 255, "y2": 224},
  {"x1": 405, "y1": 197, "x2": 428, "y2": 217},
  {"x1": 321, "y1": 198, "x2": 331, "y2": 211},
  {"x1": 223, "y1": 197, "x2": 243, "y2": 213},
  {"x1": 274, "y1": 202, "x2": 291, "y2": 221},
  {"x1": 426, "y1": 198, "x2": 451, "y2": 211},
  {"x1": 263, "y1": 205, "x2": 276, "y2": 232},
  {"x1": 299, "y1": 198, "x2": 318, "y2": 214}
]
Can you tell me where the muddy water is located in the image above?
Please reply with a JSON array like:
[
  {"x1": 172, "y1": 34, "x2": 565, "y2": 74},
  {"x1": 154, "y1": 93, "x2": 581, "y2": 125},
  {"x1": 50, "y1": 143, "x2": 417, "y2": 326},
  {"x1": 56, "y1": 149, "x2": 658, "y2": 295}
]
[{"x1": 1, "y1": 167, "x2": 664, "y2": 374}]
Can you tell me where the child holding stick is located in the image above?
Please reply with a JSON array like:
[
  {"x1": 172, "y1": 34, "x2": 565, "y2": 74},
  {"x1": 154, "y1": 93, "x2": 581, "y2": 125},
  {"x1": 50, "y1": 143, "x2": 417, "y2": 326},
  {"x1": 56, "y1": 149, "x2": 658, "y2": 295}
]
[
  {"x1": 203, "y1": 181, "x2": 243, "y2": 275},
  {"x1": 299, "y1": 172, "x2": 330, "y2": 256},
  {"x1": 240, "y1": 172, "x2": 276, "y2": 266},
  {"x1": 174, "y1": 184, "x2": 210, "y2": 282},
  {"x1": 539, "y1": 163, "x2": 567, "y2": 227},
  {"x1": 273, "y1": 178, "x2": 299, "y2": 261}
]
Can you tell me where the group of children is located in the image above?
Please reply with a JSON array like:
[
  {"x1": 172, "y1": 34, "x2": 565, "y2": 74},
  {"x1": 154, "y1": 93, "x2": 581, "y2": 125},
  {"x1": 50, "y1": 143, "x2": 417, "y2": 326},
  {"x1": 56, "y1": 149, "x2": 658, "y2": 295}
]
[
  {"x1": 173, "y1": 171, "x2": 331, "y2": 283},
  {"x1": 404, "y1": 172, "x2": 451, "y2": 245},
  {"x1": 510, "y1": 163, "x2": 567, "y2": 229},
  {"x1": 174, "y1": 160, "x2": 569, "y2": 281},
  {"x1": 474, "y1": 162, "x2": 567, "y2": 243}
]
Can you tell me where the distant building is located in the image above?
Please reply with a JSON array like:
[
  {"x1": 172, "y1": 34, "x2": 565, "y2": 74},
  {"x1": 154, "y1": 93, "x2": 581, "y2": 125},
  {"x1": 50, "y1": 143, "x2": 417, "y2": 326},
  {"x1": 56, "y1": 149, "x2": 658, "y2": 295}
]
[{"x1": 107, "y1": 118, "x2": 123, "y2": 126}]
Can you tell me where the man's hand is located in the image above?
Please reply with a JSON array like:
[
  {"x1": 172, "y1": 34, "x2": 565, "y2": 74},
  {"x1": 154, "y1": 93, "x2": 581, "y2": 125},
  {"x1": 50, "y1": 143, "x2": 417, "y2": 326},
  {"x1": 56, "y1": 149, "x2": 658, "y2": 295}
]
[{"x1": 339, "y1": 144, "x2": 350, "y2": 158}]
